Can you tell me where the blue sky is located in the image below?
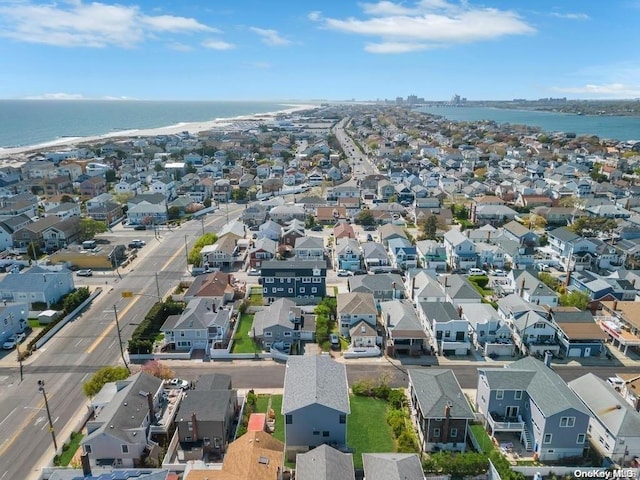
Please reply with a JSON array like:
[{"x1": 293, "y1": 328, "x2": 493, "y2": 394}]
[{"x1": 0, "y1": 0, "x2": 639, "y2": 101}]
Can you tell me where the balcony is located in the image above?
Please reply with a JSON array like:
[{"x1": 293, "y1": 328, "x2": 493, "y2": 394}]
[{"x1": 487, "y1": 412, "x2": 524, "y2": 433}]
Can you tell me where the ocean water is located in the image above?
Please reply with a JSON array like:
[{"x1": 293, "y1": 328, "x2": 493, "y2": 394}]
[
  {"x1": 0, "y1": 100, "x2": 295, "y2": 149},
  {"x1": 416, "y1": 106, "x2": 640, "y2": 142}
]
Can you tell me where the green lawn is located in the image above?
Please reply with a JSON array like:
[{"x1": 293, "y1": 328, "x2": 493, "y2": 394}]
[
  {"x1": 231, "y1": 314, "x2": 259, "y2": 353},
  {"x1": 469, "y1": 424, "x2": 494, "y2": 454},
  {"x1": 248, "y1": 288, "x2": 263, "y2": 306},
  {"x1": 348, "y1": 395, "x2": 395, "y2": 468},
  {"x1": 55, "y1": 431, "x2": 84, "y2": 466},
  {"x1": 256, "y1": 394, "x2": 285, "y2": 442},
  {"x1": 28, "y1": 318, "x2": 41, "y2": 328}
]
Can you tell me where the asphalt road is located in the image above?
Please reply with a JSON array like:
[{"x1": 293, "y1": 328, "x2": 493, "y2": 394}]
[{"x1": 0, "y1": 203, "x2": 245, "y2": 480}]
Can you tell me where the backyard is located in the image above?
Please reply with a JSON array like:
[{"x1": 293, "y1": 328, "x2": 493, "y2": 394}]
[
  {"x1": 347, "y1": 395, "x2": 396, "y2": 468},
  {"x1": 248, "y1": 287, "x2": 263, "y2": 306},
  {"x1": 469, "y1": 424, "x2": 495, "y2": 455},
  {"x1": 231, "y1": 313, "x2": 259, "y2": 354},
  {"x1": 256, "y1": 394, "x2": 285, "y2": 443}
]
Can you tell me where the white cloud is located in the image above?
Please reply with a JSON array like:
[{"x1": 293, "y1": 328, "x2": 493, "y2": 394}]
[
  {"x1": 249, "y1": 27, "x2": 292, "y2": 46},
  {"x1": 365, "y1": 41, "x2": 430, "y2": 53},
  {"x1": 550, "y1": 12, "x2": 589, "y2": 20},
  {"x1": 551, "y1": 83, "x2": 640, "y2": 99},
  {"x1": 308, "y1": 11, "x2": 322, "y2": 21},
  {"x1": 0, "y1": 0, "x2": 216, "y2": 48},
  {"x1": 316, "y1": 0, "x2": 535, "y2": 53},
  {"x1": 24, "y1": 92, "x2": 86, "y2": 100},
  {"x1": 202, "y1": 39, "x2": 235, "y2": 50},
  {"x1": 167, "y1": 42, "x2": 194, "y2": 52}
]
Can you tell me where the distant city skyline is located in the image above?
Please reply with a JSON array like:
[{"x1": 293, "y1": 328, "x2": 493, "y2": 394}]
[{"x1": 0, "y1": 0, "x2": 639, "y2": 101}]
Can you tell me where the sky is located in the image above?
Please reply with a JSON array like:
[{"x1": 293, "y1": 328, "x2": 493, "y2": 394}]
[{"x1": 0, "y1": 0, "x2": 639, "y2": 102}]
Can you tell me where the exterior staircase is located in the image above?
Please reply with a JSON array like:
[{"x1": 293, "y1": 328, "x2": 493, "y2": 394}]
[{"x1": 521, "y1": 424, "x2": 533, "y2": 452}]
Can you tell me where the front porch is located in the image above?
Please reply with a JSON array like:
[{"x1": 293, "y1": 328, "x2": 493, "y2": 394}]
[{"x1": 486, "y1": 412, "x2": 525, "y2": 434}]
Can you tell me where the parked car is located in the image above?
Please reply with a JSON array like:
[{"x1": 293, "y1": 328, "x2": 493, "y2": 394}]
[
  {"x1": 366, "y1": 234, "x2": 374, "y2": 242},
  {"x1": 491, "y1": 269, "x2": 507, "y2": 277},
  {"x1": 165, "y1": 378, "x2": 190, "y2": 390},
  {"x1": 76, "y1": 269, "x2": 93, "y2": 277},
  {"x1": 468, "y1": 268, "x2": 486, "y2": 275},
  {"x1": 2, "y1": 332, "x2": 25, "y2": 350},
  {"x1": 337, "y1": 269, "x2": 352, "y2": 277},
  {"x1": 311, "y1": 225, "x2": 323, "y2": 231},
  {"x1": 133, "y1": 225, "x2": 147, "y2": 231},
  {"x1": 363, "y1": 225, "x2": 376, "y2": 231},
  {"x1": 128, "y1": 240, "x2": 145, "y2": 249},
  {"x1": 249, "y1": 225, "x2": 260, "y2": 231},
  {"x1": 330, "y1": 334, "x2": 340, "y2": 348},
  {"x1": 248, "y1": 268, "x2": 261, "y2": 276}
]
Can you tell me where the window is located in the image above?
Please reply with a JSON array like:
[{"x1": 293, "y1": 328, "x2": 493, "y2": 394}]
[
  {"x1": 323, "y1": 431, "x2": 329, "y2": 437},
  {"x1": 313, "y1": 277, "x2": 321, "y2": 283},
  {"x1": 560, "y1": 417, "x2": 575, "y2": 428},
  {"x1": 339, "y1": 414, "x2": 346, "y2": 424},
  {"x1": 433, "y1": 428, "x2": 440, "y2": 438},
  {"x1": 313, "y1": 430, "x2": 319, "y2": 436},
  {"x1": 184, "y1": 436, "x2": 192, "y2": 442},
  {"x1": 496, "y1": 390, "x2": 504, "y2": 400},
  {"x1": 514, "y1": 390, "x2": 523, "y2": 400},
  {"x1": 311, "y1": 287, "x2": 317, "y2": 293},
  {"x1": 263, "y1": 287, "x2": 267, "y2": 294},
  {"x1": 203, "y1": 437, "x2": 210, "y2": 446},
  {"x1": 84, "y1": 445, "x2": 92, "y2": 454},
  {"x1": 264, "y1": 332, "x2": 272, "y2": 337},
  {"x1": 543, "y1": 434, "x2": 552, "y2": 444},
  {"x1": 121, "y1": 445, "x2": 129, "y2": 454},
  {"x1": 288, "y1": 288, "x2": 294, "y2": 293},
  {"x1": 265, "y1": 277, "x2": 274, "y2": 283},
  {"x1": 450, "y1": 428, "x2": 458, "y2": 438},
  {"x1": 577, "y1": 434, "x2": 585, "y2": 444},
  {"x1": 286, "y1": 415, "x2": 292, "y2": 425},
  {"x1": 283, "y1": 332, "x2": 292, "y2": 337}
]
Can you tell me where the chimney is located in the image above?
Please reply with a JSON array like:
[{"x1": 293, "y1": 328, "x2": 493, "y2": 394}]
[
  {"x1": 520, "y1": 279, "x2": 526, "y2": 298},
  {"x1": 613, "y1": 300, "x2": 618, "y2": 312},
  {"x1": 146, "y1": 392, "x2": 155, "y2": 422},
  {"x1": 191, "y1": 412, "x2": 199, "y2": 442},
  {"x1": 386, "y1": 312, "x2": 391, "y2": 327},
  {"x1": 564, "y1": 268, "x2": 572, "y2": 288},
  {"x1": 80, "y1": 453, "x2": 91, "y2": 477},
  {"x1": 544, "y1": 350, "x2": 553, "y2": 368},
  {"x1": 457, "y1": 306, "x2": 463, "y2": 318},
  {"x1": 442, "y1": 403, "x2": 451, "y2": 443},
  {"x1": 487, "y1": 231, "x2": 491, "y2": 242}
]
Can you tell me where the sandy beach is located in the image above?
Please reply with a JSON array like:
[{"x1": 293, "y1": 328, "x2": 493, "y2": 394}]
[{"x1": 0, "y1": 103, "x2": 317, "y2": 161}]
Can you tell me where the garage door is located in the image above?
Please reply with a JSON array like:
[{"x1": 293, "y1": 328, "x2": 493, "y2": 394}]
[{"x1": 568, "y1": 348, "x2": 581, "y2": 357}]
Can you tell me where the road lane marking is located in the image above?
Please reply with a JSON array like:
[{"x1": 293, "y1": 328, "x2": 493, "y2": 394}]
[
  {"x1": 0, "y1": 407, "x2": 16, "y2": 427},
  {"x1": 74, "y1": 339, "x2": 83, "y2": 347},
  {"x1": 0, "y1": 397, "x2": 47, "y2": 457},
  {"x1": 86, "y1": 297, "x2": 139, "y2": 354}
]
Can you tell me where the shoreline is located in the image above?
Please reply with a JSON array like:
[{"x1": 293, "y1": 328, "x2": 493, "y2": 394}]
[{"x1": 0, "y1": 103, "x2": 317, "y2": 160}]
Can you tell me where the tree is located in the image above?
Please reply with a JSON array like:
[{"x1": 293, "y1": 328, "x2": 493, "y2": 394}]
[
  {"x1": 568, "y1": 217, "x2": 618, "y2": 237},
  {"x1": 231, "y1": 188, "x2": 247, "y2": 202},
  {"x1": 168, "y1": 206, "x2": 181, "y2": 220},
  {"x1": 356, "y1": 210, "x2": 375, "y2": 226},
  {"x1": 305, "y1": 215, "x2": 317, "y2": 229},
  {"x1": 188, "y1": 232, "x2": 218, "y2": 266},
  {"x1": 83, "y1": 366, "x2": 130, "y2": 397},
  {"x1": 419, "y1": 214, "x2": 439, "y2": 240},
  {"x1": 559, "y1": 290, "x2": 590, "y2": 310},
  {"x1": 141, "y1": 360, "x2": 174, "y2": 380},
  {"x1": 525, "y1": 213, "x2": 547, "y2": 231},
  {"x1": 105, "y1": 169, "x2": 117, "y2": 183},
  {"x1": 78, "y1": 218, "x2": 108, "y2": 241}
]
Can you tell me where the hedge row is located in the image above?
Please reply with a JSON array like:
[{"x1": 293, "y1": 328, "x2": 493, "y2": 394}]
[{"x1": 127, "y1": 298, "x2": 185, "y2": 354}]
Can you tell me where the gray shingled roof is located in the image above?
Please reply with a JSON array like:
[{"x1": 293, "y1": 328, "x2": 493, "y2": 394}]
[
  {"x1": 419, "y1": 301, "x2": 460, "y2": 323},
  {"x1": 177, "y1": 389, "x2": 233, "y2": 422},
  {"x1": 569, "y1": 373, "x2": 640, "y2": 438},
  {"x1": 195, "y1": 373, "x2": 232, "y2": 391},
  {"x1": 282, "y1": 356, "x2": 350, "y2": 414},
  {"x1": 362, "y1": 453, "x2": 424, "y2": 480},
  {"x1": 295, "y1": 444, "x2": 355, "y2": 480},
  {"x1": 481, "y1": 357, "x2": 589, "y2": 417},
  {"x1": 252, "y1": 298, "x2": 297, "y2": 336},
  {"x1": 408, "y1": 369, "x2": 474, "y2": 419}
]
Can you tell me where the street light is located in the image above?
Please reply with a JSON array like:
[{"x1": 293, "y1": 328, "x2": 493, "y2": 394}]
[
  {"x1": 38, "y1": 380, "x2": 58, "y2": 452},
  {"x1": 113, "y1": 305, "x2": 130, "y2": 373}
]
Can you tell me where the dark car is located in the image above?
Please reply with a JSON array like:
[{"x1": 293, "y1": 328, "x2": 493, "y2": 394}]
[
  {"x1": 363, "y1": 225, "x2": 376, "y2": 231},
  {"x1": 311, "y1": 225, "x2": 323, "y2": 231},
  {"x1": 133, "y1": 225, "x2": 147, "y2": 231},
  {"x1": 249, "y1": 225, "x2": 260, "y2": 231}
]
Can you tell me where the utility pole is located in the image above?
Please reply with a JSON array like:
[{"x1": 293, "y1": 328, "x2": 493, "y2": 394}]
[
  {"x1": 113, "y1": 305, "x2": 130, "y2": 373},
  {"x1": 38, "y1": 380, "x2": 58, "y2": 452},
  {"x1": 184, "y1": 235, "x2": 189, "y2": 272},
  {"x1": 16, "y1": 343, "x2": 23, "y2": 382},
  {"x1": 200, "y1": 217, "x2": 205, "y2": 236}
]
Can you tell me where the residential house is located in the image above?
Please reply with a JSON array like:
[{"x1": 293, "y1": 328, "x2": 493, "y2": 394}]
[
  {"x1": 349, "y1": 320, "x2": 378, "y2": 349},
  {"x1": 569, "y1": 373, "x2": 640, "y2": 466},
  {"x1": 296, "y1": 444, "x2": 355, "y2": 480},
  {"x1": 497, "y1": 294, "x2": 559, "y2": 356},
  {"x1": 476, "y1": 357, "x2": 590, "y2": 461},
  {"x1": 260, "y1": 260, "x2": 326, "y2": 305},
  {"x1": 182, "y1": 271, "x2": 236, "y2": 304},
  {"x1": 87, "y1": 201, "x2": 123, "y2": 226},
  {"x1": 256, "y1": 220, "x2": 282, "y2": 243},
  {"x1": 160, "y1": 298, "x2": 233, "y2": 353},
  {"x1": 251, "y1": 298, "x2": 309, "y2": 351},
  {"x1": 212, "y1": 179, "x2": 231, "y2": 203},
  {"x1": 502, "y1": 220, "x2": 539, "y2": 246},
  {"x1": 175, "y1": 373, "x2": 237, "y2": 456},
  {"x1": 0, "y1": 266, "x2": 74, "y2": 308},
  {"x1": 494, "y1": 237, "x2": 536, "y2": 270},
  {"x1": 444, "y1": 230, "x2": 477, "y2": 271},
  {"x1": 333, "y1": 221, "x2": 355, "y2": 240},
  {"x1": 81, "y1": 372, "x2": 164, "y2": 468},
  {"x1": 316, "y1": 206, "x2": 346, "y2": 224},
  {"x1": 334, "y1": 238, "x2": 362, "y2": 272},
  {"x1": 379, "y1": 224, "x2": 408, "y2": 247},
  {"x1": 409, "y1": 369, "x2": 474, "y2": 452},
  {"x1": 511, "y1": 270, "x2": 559, "y2": 307},
  {"x1": 387, "y1": 237, "x2": 417, "y2": 270},
  {"x1": 407, "y1": 270, "x2": 445, "y2": 305},
  {"x1": 337, "y1": 292, "x2": 377, "y2": 337},
  {"x1": 472, "y1": 204, "x2": 518, "y2": 227},
  {"x1": 115, "y1": 178, "x2": 142, "y2": 195},
  {"x1": 362, "y1": 242, "x2": 391, "y2": 271},
  {"x1": 43, "y1": 202, "x2": 81, "y2": 220},
  {"x1": 127, "y1": 202, "x2": 168, "y2": 227},
  {"x1": 295, "y1": 236, "x2": 325, "y2": 262},
  {"x1": 380, "y1": 300, "x2": 429, "y2": 356},
  {"x1": 282, "y1": 356, "x2": 350, "y2": 458},
  {"x1": 247, "y1": 237, "x2": 277, "y2": 269},
  {"x1": 241, "y1": 204, "x2": 268, "y2": 226},
  {"x1": 417, "y1": 301, "x2": 470, "y2": 355},
  {"x1": 43, "y1": 176, "x2": 73, "y2": 196},
  {"x1": 42, "y1": 216, "x2": 81, "y2": 251},
  {"x1": 439, "y1": 274, "x2": 483, "y2": 308},
  {"x1": 269, "y1": 204, "x2": 306, "y2": 224},
  {"x1": 80, "y1": 176, "x2": 107, "y2": 197},
  {"x1": 12, "y1": 216, "x2": 61, "y2": 251},
  {"x1": 546, "y1": 306, "x2": 606, "y2": 358},
  {"x1": 279, "y1": 219, "x2": 304, "y2": 247},
  {"x1": 348, "y1": 273, "x2": 404, "y2": 305},
  {"x1": 598, "y1": 300, "x2": 640, "y2": 357},
  {"x1": 362, "y1": 453, "x2": 425, "y2": 480},
  {"x1": 463, "y1": 303, "x2": 514, "y2": 357},
  {"x1": 415, "y1": 240, "x2": 447, "y2": 271}
]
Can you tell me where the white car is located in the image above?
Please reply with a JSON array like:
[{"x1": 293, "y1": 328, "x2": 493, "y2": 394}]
[
  {"x1": 248, "y1": 268, "x2": 261, "y2": 276},
  {"x1": 2, "y1": 332, "x2": 25, "y2": 350},
  {"x1": 337, "y1": 269, "x2": 352, "y2": 277},
  {"x1": 491, "y1": 269, "x2": 507, "y2": 277},
  {"x1": 165, "y1": 378, "x2": 190, "y2": 390}
]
